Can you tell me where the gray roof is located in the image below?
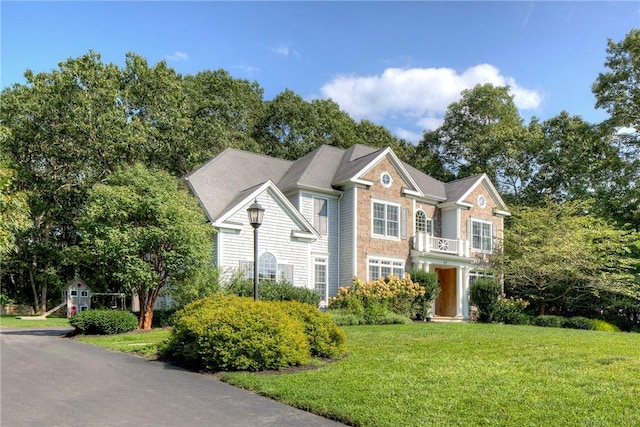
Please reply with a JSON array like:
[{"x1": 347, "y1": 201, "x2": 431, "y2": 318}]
[
  {"x1": 186, "y1": 144, "x2": 491, "y2": 222},
  {"x1": 443, "y1": 174, "x2": 485, "y2": 203},
  {"x1": 184, "y1": 148, "x2": 291, "y2": 220}
]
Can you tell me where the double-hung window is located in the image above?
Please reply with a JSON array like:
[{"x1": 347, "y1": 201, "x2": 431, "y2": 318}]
[
  {"x1": 372, "y1": 201, "x2": 399, "y2": 238},
  {"x1": 314, "y1": 257, "x2": 328, "y2": 302},
  {"x1": 368, "y1": 258, "x2": 404, "y2": 280},
  {"x1": 471, "y1": 220, "x2": 493, "y2": 252}
]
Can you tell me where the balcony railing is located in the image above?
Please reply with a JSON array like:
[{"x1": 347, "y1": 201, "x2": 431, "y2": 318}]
[{"x1": 412, "y1": 232, "x2": 469, "y2": 257}]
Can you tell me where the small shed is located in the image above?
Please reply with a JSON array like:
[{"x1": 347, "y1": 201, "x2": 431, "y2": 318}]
[{"x1": 62, "y1": 278, "x2": 91, "y2": 318}]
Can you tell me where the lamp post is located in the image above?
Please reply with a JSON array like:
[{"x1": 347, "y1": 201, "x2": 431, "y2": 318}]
[{"x1": 247, "y1": 199, "x2": 264, "y2": 301}]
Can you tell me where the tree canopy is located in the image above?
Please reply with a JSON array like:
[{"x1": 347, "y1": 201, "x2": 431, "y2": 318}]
[{"x1": 77, "y1": 164, "x2": 213, "y2": 329}]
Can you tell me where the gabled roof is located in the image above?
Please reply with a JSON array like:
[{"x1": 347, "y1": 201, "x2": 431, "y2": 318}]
[
  {"x1": 212, "y1": 180, "x2": 320, "y2": 239},
  {"x1": 444, "y1": 173, "x2": 509, "y2": 213},
  {"x1": 278, "y1": 145, "x2": 344, "y2": 193},
  {"x1": 184, "y1": 148, "x2": 291, "y2": 221},
  {"x1": 186, "y1": 144, "x2": 509, "y2": 223}
]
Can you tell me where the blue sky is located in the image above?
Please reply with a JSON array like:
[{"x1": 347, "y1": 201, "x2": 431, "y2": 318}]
[{"x1": 2, "y1": 1, "x2": 638, "y2": 142}]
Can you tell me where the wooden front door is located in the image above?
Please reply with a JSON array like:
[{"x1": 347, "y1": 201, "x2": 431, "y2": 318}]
[{"x1": 435, "y1": 268, "x2": 457, "y2": 317}]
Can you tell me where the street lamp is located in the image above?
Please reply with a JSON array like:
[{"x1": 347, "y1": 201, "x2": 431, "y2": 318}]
[{"x1": 247, "y1": 199, "x2": 265, "y2": 301}]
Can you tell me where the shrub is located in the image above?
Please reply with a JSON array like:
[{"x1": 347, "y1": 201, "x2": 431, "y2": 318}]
[
  {"x1": 470, "y1": 278, "x2": 501, "y2": 322},
  {"x1": 70, "y1": 309, "x2": 138, "y2": 335},
  {"x1": 409, "y1": 269, "x2": 439, "y2": 320},
  {"x1": 502, "y1": 312, "x2": 532, "y2": 325},
  {"x1": 161, "y1": 294, "x2": 311, "y2": 372},
  {"x1": 329, "y1": 276, "x2": 425, "y2": 322},
  {"x1": 150, "y1": 309, "x2": 177, "y2": 328},
  {"x1": 327, "y1": 309, "x2": 365, "y2": 326},
  {"x1": 278, "y1": 301, "x2": 347, "y2": 358},
  {"x1": 170, "y1": 266, "x2": 221, "y2": 308},
  {"x1": 225, "y1": 278, "x2": 321, "y2": 306},
  {"x1": 494, "y1": 295, "x2": 529, "y2": 323},
  {"x1": 594, "y1": 319, "x2": 621, "y2": 332},
  {"x1": 531, "y1": 315, "x2": 565, "y2": 328},
  {"x1": 562, "y1": 316, "x2": 596, "y2": 330}
]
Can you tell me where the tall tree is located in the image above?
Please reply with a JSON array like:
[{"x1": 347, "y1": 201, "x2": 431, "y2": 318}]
[
  {"x1": 592, "y1": 28, "x2": 640, "y2": 132},
  {"x1": 423, "y1": 84, "x2": 538, "y2": 197},
  {"x1": 77, "y1": 164, "x2": 213, "y2": 329},
  {"x1": 183, "y1": 69, "x2": 264, "y2": 164},
  {"x1": 0, "y1": 52, "x2": 128, "y2": 311}
]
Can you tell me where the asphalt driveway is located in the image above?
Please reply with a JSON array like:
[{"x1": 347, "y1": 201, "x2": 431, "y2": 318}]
[{"x1": 0, "y1": 327, "x2": 344, "y2": 427}]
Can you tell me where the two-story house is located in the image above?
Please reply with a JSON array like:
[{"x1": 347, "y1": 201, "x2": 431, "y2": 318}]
[{"x1": 185, "y1": 144, "x2": 510, "y2": 320}]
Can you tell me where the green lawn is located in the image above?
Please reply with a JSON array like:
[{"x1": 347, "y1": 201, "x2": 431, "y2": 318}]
[
  {"x1": 74, "y1": 322, "x2": 640, "y2": 427},
  {"x1": 0, "y1": 315, "x2": 71, "y2": 328},
  {"x1": 75, "y1": 328, "x2": 169, "y2": 358}
]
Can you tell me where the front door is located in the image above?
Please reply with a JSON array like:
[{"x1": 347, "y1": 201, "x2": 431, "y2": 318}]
[{"x1": 435, "y1": 267, "x2": 457, "y2": 317}]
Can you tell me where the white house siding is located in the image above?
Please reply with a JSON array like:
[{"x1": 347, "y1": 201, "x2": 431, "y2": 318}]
[
  {"x1": 299, "y1": 192, "x2": 341, "y2": 298},
  {"x1": 218, "y1": 192, "x2": 312, "y2": 289},
  {"x1": 441, "y1": 208, "x2": 459, "y2": 240},
  {"x1": 339, "y1": 187, "x2": 356, "y2": 288}
]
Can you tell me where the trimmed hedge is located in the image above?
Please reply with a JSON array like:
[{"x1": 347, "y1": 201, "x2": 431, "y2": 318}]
[
  {"x1": 470, "y1": 278, "x2": 500, "y2": 323},
  {"x1": 162, "y1": 294, "x2": 346, "y2": 372},
  {"x1": 531, "y1": 315, "x2": 565, "y2": 328},
  {"x1": 562, "y1": 316, "x2": 596, "y2": 330},
  {"x1": 70, "y1": 309, "x2": 138, "y2": 335},
  {"x1": 278, "y1": 301, "x2": 347, "y2": 358}
]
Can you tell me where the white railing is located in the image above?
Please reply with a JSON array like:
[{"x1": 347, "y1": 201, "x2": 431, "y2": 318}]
[{"x1": 413, "y1": 232, "x2": 469, "y2": 257}]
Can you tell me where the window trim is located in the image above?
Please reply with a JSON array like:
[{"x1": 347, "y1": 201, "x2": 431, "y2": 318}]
[
  {"x1": 415, "y1": 209, "x2": 433, "y2": 235},
  {"x1": 372, "y1": 199, "x2": 401, "y2": 240},
  {"x1": 367, "y1": 256, "x2": 405, "y2": 281}
]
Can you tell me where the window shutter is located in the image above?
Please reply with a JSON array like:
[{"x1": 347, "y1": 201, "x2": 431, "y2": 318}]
[
  {"x1": 285, "y1": 265, "x2": 294, "y2": 282},
  {"x1": 401, "y1": 208, "x2": 408, "y2": 240},
  {"x1": 467, "y1": 219, "x2": 472, "y2": 246}
]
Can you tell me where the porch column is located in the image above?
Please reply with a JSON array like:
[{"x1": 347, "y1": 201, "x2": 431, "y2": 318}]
[
  {"x1": 462, "y1": 267, "x2": 470, "y2": 319},
  {"x1": 455, "y1": 267, "x2": 464, "y2": 318}
]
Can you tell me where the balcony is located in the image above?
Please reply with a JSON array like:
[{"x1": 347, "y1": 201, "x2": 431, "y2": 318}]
[{"x1": 412, "y1": 232, "x2": 469, "y2": 257}]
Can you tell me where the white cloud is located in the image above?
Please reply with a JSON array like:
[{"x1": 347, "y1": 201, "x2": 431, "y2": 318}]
[
  {"x1": 394, "y1": 128, "x2": 423, "y2": 144},
  {"x1": 319, "y1": 64, "x2": 542, "y2": 134},
  {"x1": 271, "y1": 44, "x2": 300, "y2": 58},
  {"x1": 166, "y1": 51, "x2": 189, "y2": 62}
]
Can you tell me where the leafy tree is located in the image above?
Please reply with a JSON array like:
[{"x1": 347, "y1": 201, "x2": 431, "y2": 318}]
[
  {"x1": 0, "y1": 128, "x2": 30, "y2": 257},
  {"x1": 592, "y1": 28, "x2": 640, "y2": 132},
  {"x1": 422, "y1": 84, "x2": 539, "y2": 197},
  {"x1": 77, "y1": 164, "x2": 213, "y2": 329},
  {"x1": 503, "y1": 201, "x2": 639, "y2": 315},
  {"x1": 256, "y1": 89, "x2": 359, "y2": 159},
  {"x1": 0, "y1": 52, "x2": 128, "y2": 311}
]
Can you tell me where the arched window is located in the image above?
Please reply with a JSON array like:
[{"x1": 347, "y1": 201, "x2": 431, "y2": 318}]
[
  {"x1": 259, "y1": 252, "x2": 277, "y2": 281},
  {"x1": 415, "y1": 210, "x2": 433, "y2": 235},
  {"x1": 415, "y1": 210, "x2": 427, "y2": 233}
]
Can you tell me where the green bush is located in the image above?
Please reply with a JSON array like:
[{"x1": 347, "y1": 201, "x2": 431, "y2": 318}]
[
  {"x1": 161, "y1": 294, "x2": 311, "y2": 372},
  {"x1": 150, "y1": 309, "x2": 177, "y2": 328},
  {"x1": 225, "y1": 278, "x2": 321, "y2": 306},
  {"x1": 327, "y1": 309, "x2": 365, "y2": 326},
  {"x1": 278, "y1": 301, "x2": 347, "y2": 358},
  {"x1": 494, "y1": 296, "x2": 529, "y2": 323},
  {"x1": 594, "y1": 319, "x2": 621, "y2": 332},
  {"x1": 409, "y1": 269, "x2": 439, "y2": 320},
  {"x1": 531, "y1": 315, "x2": 565, "y2": 328},
  {"x1": 502, "y1": 312, "x2": 532, "y2": 325},
  {"x1": 470, "y1": 278, "x2": 501, "y2": 322},
  {"x1": 70, "y1": 309, "x2": 138, "y2": 335},
  {"x1": 562, "y1": 316, "x2": 596, "y2": 330}
]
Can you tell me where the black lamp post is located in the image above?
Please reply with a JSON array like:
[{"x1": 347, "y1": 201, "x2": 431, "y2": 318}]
[{"x1": 247, "y1": 199, "x2": 264, "y2": 301}]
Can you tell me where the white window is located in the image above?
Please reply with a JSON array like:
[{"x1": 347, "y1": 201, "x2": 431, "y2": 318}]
[
  {"x1": 372, "y1": 201, "x2": 400, "y2": 238},
  {"x1": 471, "y1": 220, "x2": 493, "y2": 252},
  {"x1": 314, "y1": 197, "x2": 328, "y2": 235},
  {"x1": 415, "y1": 210, "x2": 433, "y2": 235},
  {"x1": 314, "y1": 257, "x2": 328, "y2": 301},
  {"x1": 241, "y1": 252, "x2": 294, "y2": 282},
  {"x1": 368, "y1": 257, "x2": 404, "y2": 281}
]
